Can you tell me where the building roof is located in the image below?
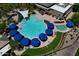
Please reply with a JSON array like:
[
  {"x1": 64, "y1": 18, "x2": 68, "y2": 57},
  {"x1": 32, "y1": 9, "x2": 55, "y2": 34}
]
[
  {"x1": 18, "y1": 10, "x2": 29, "y2": 18},
  {"x1": 36, "y1": 3, "x2": 72, "y2": 13},
  {"x1": 50, "y1": 3, "x2": 72, "y2": 13},
  {"x1": 0, "y1": 41, "x2": 9, "y2": 49},
  {"x1": 56, "y1": 3, "x2": 69, "y2": 8},
  {"x1": 38, "y1": 3, "x2": 55, "y2": 8}
]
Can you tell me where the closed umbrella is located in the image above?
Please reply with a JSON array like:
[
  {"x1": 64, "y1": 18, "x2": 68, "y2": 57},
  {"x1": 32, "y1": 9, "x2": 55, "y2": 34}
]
[
  {"x1": 66, "y1": 21, "x2": 74, "y2": 28},
  {"x1": 47, "y1": 23, "x2": 54, "y2": 29},
  {"x1": 39, "y1": 33, "x2": 48, "y2": 41},
  {"x1": 21, "y1": 38, "x2": 31, "y2": 46},
  {"x1": 14, "y1": 33, "x2": 23, "y2": 41},
  {"x1": 45, "y1": 29, "x2": 53, "y2": 36},
  {"x1": 9, "y1": 30, "x2": 17, "y2": 36},
  {"x1": 9, "y1": 23, "x2": 17, "y2": 29},
  {"x1": 31, "y1": 38, "x2": 41, "y2": 47}
]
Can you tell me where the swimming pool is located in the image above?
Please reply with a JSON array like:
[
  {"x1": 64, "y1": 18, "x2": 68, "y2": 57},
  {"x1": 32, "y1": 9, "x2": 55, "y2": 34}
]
[
  {"x1": 56, "y1": 25, "x2": 67, "y2": 31},
  {"x1": 19, "y1": 15, "x2": 47, "y2": 39}
]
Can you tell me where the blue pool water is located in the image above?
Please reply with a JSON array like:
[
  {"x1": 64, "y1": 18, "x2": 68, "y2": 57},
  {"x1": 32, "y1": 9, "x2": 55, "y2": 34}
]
[
  {"x1": 19, "y1": 15, "x2": 47, "y2": 39},
  {"x1": 56, "y1": 25, "x2": 67, "y2": 31}
]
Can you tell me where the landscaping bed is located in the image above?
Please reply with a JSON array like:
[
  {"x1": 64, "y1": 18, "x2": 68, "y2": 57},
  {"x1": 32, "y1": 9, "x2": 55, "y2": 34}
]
[
  {"x1": 75, "y1": 48, "x2": 79, "y2": 56},
  {"x1": 21, "y1": 32, "x2": 63, "y2": 56}
]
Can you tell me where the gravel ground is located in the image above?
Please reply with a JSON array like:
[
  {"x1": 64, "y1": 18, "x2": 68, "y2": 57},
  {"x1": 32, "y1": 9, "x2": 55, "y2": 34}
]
[{"x1": 47, "y1": 27, "x2": 79, "y2": 56}]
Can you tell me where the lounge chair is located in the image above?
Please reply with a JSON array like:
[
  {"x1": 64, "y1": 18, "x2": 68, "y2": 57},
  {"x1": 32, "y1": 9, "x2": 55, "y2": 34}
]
[{"x1": 54, "y1": 21, "x2": 64, "y2": 23}]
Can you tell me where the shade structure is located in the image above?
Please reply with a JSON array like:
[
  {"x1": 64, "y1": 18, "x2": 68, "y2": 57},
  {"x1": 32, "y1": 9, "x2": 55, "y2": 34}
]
[
  {"x1": 66, "y1": 21, "x2": 74, "y2": 28},
  {"x1": 21, "y1": 38, "x2": 31, "y2": 46},
  {"x1": 9, "y1": 24, "x2": 17, "y2": 29},
  {"x1": 45, "y1": 29, "x2": 53, "y2": 36},
  {"x1": 9, "y1": 30, "x2": 17, "y2": 36},
  {"x1": 18, "y1": 10, "x2": 29, "y2": 18},
  {"x1": 31, "y1": 38, "x2": 41, "y2": 47},
  {"x1": 14, "y1": 33, "x2": 23, "y2": 41},
  {"x1": 47, "y1": 23, "x2": 54, "y2": 29},
  {"x1": 39, "y1": 33, "x2": 48, "y2": 41}
]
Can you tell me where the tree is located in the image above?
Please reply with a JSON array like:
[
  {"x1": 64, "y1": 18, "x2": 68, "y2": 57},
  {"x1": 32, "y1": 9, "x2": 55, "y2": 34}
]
[
  {"x1": 71, "y1": 13, "x2": 79, "y2": 26},
  {"x1": 0, "y1": 22, "x2": 6, "y2": 30},
  {"x1": 72, "y1": 3, "x2": 79, "y2": 12}
]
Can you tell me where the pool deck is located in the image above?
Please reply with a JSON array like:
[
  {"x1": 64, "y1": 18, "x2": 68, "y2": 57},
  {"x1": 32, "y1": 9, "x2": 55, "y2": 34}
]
[
  {"x1": 14, "y1": 12, "x2": 57, "y2": 49},
  {"x1": 17, "y1": 25, "x2": 56, "y2": 48},
  {"x1": 14, "y1": 10, "x2": 70, "y2": 33},
  {"x1": 29, "y1": 29, "x2": 56, "y2": 48},
  {"x1": 34, "y1": 10, "x2": 71, "y2": 33},
  {"x1": 12, "y1": 10, "x2": 71, "y2": 48}
]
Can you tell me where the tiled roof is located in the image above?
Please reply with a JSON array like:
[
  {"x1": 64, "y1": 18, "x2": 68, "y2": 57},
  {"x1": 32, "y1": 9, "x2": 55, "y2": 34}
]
[{"x1": 0, "y1": 41, "x2": 9, "y2": 49}]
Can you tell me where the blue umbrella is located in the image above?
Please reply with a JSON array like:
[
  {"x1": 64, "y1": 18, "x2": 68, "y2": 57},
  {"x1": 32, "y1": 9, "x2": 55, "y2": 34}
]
[
  {"x1": 9, "y1": 23, "x2": 17, "y2": 29},
  {"x1": 9, "y1": 30, "x2": 17, "y2": 36},
  {"x1": 39, "y1": 33, "x2": 48, "y2": 41},
  {"x1": 47, "y1": 23, "x2": 54, "y2": 29},
  {"x1": 31, "y1": 38, "x2": 41, "y2": 47},
  {"x1": 45, "y1": 29, "x2": 53, "y2": 36},
  {"x1": 14, "y1": 33, "x2": 23, "y2": 41},
  {"x1": 21, "y1": 38, "x2": 31, "y2": 46},
  {"x1": 66, "y1": 21, "x2": 74, "y2": 28}
]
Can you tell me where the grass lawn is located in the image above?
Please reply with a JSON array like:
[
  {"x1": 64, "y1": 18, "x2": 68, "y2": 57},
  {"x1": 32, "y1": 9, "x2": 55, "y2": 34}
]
[
  {"x1": 75, "y1": 48, "x2": 79, "y2": 56},
  {"x1": 21, "y1": 32, "x2": 63, "y2": 56}
]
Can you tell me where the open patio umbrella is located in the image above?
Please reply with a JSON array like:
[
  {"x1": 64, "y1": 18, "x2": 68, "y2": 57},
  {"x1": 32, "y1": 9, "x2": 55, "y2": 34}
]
[
  {"x1": 66, "y1": 21, "x2": 74, "y2": 28},
  {"x1": 14, "y1": 33, "x2": 23, "y2": 41},
  {"x1": 45, "y1": 29, "x2": 53, "y2": 36},
  {"x1": 47, "y1": 23, "x2": 54, "y2": 29},
  {"x1": 39, "y1": 33, "x2": 48, "y2": 41},
  {"x1": 20, "y1": 38, "x2": 31, "y2": 46},
  {"x1": 9, "y1": 23, "x2": 17, "y2": 29},
  {"x1": 9, "y1": 30, "x2": 17, "y2": 36},
  {"x1": 31, "y1": 38, "x2": 41, "y2": 47}
]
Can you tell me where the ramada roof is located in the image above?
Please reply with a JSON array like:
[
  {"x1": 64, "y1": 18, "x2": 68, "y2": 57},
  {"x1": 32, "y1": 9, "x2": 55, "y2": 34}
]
[{"x1": 0, "y1": 41, "x2": 9, "y2": 49}]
